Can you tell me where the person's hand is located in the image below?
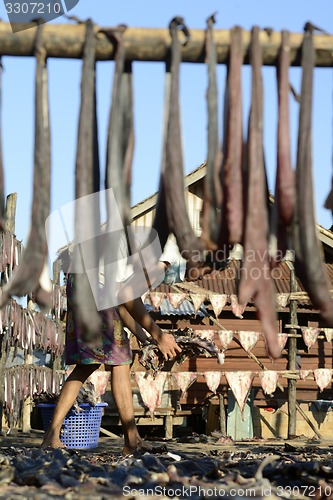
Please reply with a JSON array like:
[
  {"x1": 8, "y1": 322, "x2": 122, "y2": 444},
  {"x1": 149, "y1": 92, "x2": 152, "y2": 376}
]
[{"x1": 151, "y1": 328, "x2": 182, "y2": 361}]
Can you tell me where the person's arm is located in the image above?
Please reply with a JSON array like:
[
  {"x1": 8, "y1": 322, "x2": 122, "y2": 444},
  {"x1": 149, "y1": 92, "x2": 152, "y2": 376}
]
[
  {"x1": 121, "y1": 297, "x2": 181, "y2": 360},
  {"x1": 118, "y1": 304, "x2": 150, "y2": 344}
]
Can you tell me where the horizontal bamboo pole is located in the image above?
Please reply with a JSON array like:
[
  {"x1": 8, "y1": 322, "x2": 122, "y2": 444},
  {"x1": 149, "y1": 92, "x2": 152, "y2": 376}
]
[{"x1": 1, "y1": 22, "x2": 333, "y2": 66}]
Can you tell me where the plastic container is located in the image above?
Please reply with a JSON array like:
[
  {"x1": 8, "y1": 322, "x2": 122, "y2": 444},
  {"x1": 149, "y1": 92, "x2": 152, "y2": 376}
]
[{"x1": 38, "y1": 402, "x2": 108, "y2": 449}]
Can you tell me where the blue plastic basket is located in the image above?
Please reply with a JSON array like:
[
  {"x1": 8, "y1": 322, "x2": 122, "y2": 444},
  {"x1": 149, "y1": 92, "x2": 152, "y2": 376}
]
[{"x1": 38, "y1": 403, "x2": 108, "y2": 449}]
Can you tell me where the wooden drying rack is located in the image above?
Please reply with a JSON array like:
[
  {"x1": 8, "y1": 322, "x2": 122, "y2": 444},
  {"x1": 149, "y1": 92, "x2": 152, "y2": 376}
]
[
  {"x1": 1, "y1": 21, "x2": 333, "y2": 66},
  {"x1": 2, "y1": 19, "x2": 332, "y2": 438}
]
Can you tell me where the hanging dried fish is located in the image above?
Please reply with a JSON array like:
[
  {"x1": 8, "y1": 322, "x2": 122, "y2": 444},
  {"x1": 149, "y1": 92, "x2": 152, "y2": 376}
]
[
  {"x1": 270, "y1": 30, "x2": 295, "y2": 266},
  {"x1": 238, "y1": 27, "x2": 280, "y2": 359},
  {"x1": 0, "y1": 23, "x2": 51, "y2": 309},
  {"x1": 150, "y1": 44, "x2": 172, "y2": 253},
  {"x1": 276, "y1": 31, "x2": 295, "y2": 226},
  {"x1": 219, "y1": 25, "x2": 244, "y2": 248},
  {"x1": 71, "y1": 19, "x2": 102, "y2": 343},
  {"x1": 203, "y1": 371, "x2": 221, "y2": 393},
  {"x1": 103, "y1": 26, "x2": 134, "y2": 229},
  {"x1": 293, "y1": 29, "x2": 333, "y2": 326},
  {"x1": 99, "y1": 26, "x2": 137, "y2": 305},
  {"x1": 161, "y1": 17, "x2": 205, "y2": 273},
  {"x1": 200, "y1": 13, "x2": 221, "y2": 250},
  {"x1": 172, "y1": 371, "x2": 197, "y2": 397},
  {"x1": 135, "y1": 371, "x2": 167, "y2": 418}
]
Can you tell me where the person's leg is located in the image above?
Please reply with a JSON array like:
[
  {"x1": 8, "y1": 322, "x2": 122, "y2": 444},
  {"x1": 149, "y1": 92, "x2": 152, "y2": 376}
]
[
  {"x1": 107, "y1": 364, "x2": 141, "y2": 455},
  {"x1": 41, "y1": 364, "x2": 99, "y2": 448}
]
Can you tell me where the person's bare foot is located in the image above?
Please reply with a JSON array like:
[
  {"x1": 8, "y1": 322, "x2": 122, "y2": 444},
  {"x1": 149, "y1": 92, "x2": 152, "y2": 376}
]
[
  {"x1": 41, "y1": 431, "x2": 66, "y2": 449},
  {"x1": 122, "y1": 434, "x2": 143, "y2": 456},
  {"x1": 122, "y1": 441, "x2": 141, "y2": 456}
]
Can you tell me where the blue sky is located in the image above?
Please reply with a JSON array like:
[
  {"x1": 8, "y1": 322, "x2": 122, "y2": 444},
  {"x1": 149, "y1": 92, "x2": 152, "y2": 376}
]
[{"x1": 1, "y1": 0, "x2": 333, "y2": 251}]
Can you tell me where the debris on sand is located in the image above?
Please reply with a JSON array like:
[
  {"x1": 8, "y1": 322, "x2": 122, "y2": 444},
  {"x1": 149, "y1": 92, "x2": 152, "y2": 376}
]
[{"x1": 0, "y1": 439, "x2": 332, "y2": 498}]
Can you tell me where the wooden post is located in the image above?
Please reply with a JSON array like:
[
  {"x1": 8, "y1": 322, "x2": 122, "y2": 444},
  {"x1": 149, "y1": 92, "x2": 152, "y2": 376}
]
[
  {"x1": 53, "y1": 259, "x2": 61, "y2": 287},
  {"x1": 52, "y1": 259, "x2": 62, "y2": 372},
  {"x1": 22, "y1": 353, "x2": 33, "y2": 433},
  {"x1": 287, "y1": 261, "x2": 298, "y2": 438},
  {"x1": 165, "y1": 414, "x2": 173, "y2": 439},
  {"x1": 0, "y1": 22, "x2": 333, "y2": 66},
  {"x1": 219, "y1": 394, "x2": 227, "y2": 435},
  {"x1": 22, "y1": 299, "x2": 34, "y2": 433},
  {"x1": 4, "y1": 193, "x2": 17, "y2": 234}
]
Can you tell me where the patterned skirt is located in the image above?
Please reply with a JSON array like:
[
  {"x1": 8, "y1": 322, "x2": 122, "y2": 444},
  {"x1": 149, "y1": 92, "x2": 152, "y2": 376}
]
[{"x1": 65, "y1": 274, "x2": 132, "y2": 366}]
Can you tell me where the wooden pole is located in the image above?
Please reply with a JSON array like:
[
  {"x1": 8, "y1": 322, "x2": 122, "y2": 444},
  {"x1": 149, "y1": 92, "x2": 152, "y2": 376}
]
[
  {"x1": 52, "y1": 260, "x2": 62, "y2": 372},
  {"x1": 287, "y1": 261, "x2": 298, "y2": 438},
  {"x1": 52, "y1": 259, "x2": 61, "y2": 286},
  {"x1": 4, "y1": 193, "x2": 17, "y2": 234},
  {"x1": 99, "y1": 426, "x2": 121, "y2": 439},
  {"x1": 22, "y1": 299, "x2": 35, "y2": 433},
  {"x1": 219, "y1": 393, "x2": 227, "y2": 435},
  {"x1": 295, "y1": 401, "x2": 322, "y2": 439},
  {"x1": 0, "y1": 22, "x2": 333, "y2": 66}
]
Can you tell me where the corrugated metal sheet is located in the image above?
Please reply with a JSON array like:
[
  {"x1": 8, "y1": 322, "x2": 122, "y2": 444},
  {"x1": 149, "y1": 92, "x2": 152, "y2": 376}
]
[
  {"x1": 155, "y1": 261, "x2": 333, "y2": 309},
  {"x1": 151, "y1": 298, "x2": 206, "y2": 316}
]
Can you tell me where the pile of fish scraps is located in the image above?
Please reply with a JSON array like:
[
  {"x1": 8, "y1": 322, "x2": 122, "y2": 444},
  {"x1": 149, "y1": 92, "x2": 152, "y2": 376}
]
[
  {"x1": 139, "y1": 327, "x2": 219, "y2": 375},
  {"x1": 33, "y1": 382, "x2": 100, "y2": 413},
  {"x1": 0, "y1": 440, "x2": 333, "y2": 498}
]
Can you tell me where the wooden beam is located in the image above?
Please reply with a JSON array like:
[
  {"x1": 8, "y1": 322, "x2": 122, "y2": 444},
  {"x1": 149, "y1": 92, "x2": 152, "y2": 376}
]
[
  {"x1": 1, "y1": 22, "x2": 333, "y2": 66},
  {"x1": 99, "y1": 426, "x2": 121, "y2": 439}
]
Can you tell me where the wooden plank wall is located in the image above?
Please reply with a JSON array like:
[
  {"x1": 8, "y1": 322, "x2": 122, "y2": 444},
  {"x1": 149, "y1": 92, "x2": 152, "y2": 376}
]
[{"x1": 130, "y1": 309, "x2": 333, "y2": 411}]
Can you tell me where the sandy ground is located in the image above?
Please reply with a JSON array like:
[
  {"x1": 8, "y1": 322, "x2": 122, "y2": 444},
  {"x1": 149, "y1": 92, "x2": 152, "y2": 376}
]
[
  {"x1": 0, "y1": 430, "x2": 333, "y2": 499},
  {"x1": 0, "y1": 428, "x2": 330, "y2": 455}
]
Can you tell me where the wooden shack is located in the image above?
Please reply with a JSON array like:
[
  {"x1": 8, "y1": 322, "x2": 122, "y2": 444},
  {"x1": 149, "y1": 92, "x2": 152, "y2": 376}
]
[{"x1": 103, "y1": 163, "x2": 333, "y2": 441}]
